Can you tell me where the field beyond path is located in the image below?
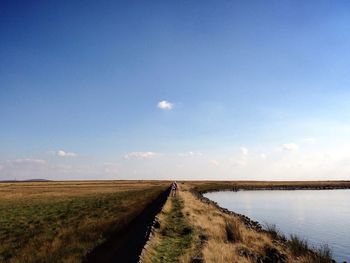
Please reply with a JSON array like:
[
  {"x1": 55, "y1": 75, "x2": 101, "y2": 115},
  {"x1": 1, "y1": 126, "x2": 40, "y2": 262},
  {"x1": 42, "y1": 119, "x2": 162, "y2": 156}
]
[{"x1": 0, "y1": 181, "x2": 168, "y2": 263}]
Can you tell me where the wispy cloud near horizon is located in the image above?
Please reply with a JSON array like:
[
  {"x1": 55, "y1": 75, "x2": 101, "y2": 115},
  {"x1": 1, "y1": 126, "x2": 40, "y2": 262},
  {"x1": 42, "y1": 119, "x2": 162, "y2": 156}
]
[
  {"x1": 56, "y1": 150, "x2": 78, "y2": 157},
  {"x1": 124, "y1": 152, "x2": 158, "y2": 159},
  {"x1": 178, "y1": 151, "x2": 203, "y2": 157}
]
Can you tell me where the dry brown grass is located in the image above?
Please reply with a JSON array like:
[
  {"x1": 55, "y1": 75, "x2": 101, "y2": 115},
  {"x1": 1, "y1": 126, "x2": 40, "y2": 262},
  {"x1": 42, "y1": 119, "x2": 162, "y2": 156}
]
[
  {"x1": 175, "y1": 183, "x2": 325, "y2": 263},
  {"x1": 179, "y1": 189, "x2": 278, "y2": 262},
  {"x1": 0, "y1": 180, "x2": 168, "y2": 200}
]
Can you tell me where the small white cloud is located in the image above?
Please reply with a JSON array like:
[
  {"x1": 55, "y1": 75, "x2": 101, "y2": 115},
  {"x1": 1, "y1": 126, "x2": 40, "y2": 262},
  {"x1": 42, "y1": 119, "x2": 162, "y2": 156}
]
[
  {"x1": 56, "y1": 150, "x2": 77, "y2": 157},
  {"x1": 210, "y1": 160, "x2": 220, "y2": 166},
  {"x1": 260, "y1": 153, "x2": 267, "y2": 159},
  {"x1": 178, "y1": 151, "x2": 203, "y2": 157},
  {"x1": 303, "y1": 137, "x2": 316, "y2": 144},
  {"x1": 240, "y1": 147, "x2": 248, "y2": 156},
  {"x1": 282, "y1": 143, "x2": 299, "y2": 151},
  {"x1": 157, "y1": 100, "x2": 174, "y2": 110},
  {"x1": 124, "y1": 152, "x2": 158, "y2": 159}
]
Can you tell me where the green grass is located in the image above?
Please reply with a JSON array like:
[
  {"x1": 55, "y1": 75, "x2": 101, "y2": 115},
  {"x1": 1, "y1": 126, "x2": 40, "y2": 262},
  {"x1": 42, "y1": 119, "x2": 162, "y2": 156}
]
[
  {"x1": 0, "y1": 185, "x2": 166, "y2": 263},
  {"x1": 153, "y1": 197, "x2": 193, "y2": 263}
]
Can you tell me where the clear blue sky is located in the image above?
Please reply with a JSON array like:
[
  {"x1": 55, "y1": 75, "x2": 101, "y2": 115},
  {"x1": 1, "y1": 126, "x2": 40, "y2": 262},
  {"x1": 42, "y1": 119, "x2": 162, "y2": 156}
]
[{"x1": 1, "y1": 0, "x2": 350, "y2": 180}]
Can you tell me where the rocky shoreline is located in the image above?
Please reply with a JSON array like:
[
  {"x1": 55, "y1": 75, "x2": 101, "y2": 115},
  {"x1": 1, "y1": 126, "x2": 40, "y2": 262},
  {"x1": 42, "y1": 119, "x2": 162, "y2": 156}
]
[
  {"x1": 191, "y1": 189, "x2": 264, "y2": 231},
  {"x1": 191, "y1": 187, "x2": 348, "y2": 263},
  {"x1": 194, "y1": 185, "x2": 350, "y2": 232}
]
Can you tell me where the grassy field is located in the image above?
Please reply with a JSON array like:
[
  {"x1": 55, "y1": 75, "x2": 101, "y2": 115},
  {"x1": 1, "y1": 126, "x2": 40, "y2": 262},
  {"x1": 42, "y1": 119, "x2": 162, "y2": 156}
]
[{"x1": 0, "y1": 181, "x2": 168, "y2": 263}]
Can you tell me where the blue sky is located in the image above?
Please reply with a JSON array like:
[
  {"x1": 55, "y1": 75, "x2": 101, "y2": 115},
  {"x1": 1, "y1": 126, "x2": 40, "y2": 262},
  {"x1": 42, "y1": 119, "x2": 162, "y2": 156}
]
[{"x1": 1, "y1": 0, "x2": 350, "y2": 180}]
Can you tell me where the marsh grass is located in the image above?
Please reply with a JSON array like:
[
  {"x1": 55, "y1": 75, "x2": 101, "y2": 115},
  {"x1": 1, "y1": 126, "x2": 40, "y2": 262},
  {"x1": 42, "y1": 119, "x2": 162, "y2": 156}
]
[
  {"x1": 225, "y1": 218, "x2": 242, "y2": 243},
  {"x1": 265, "y1": 226, "x2": 333, "y2": 262},
  {"x1": 265, "y1": 223, "x2": 281, "y2": 239},
  {"x1": 0, "y1": 181, "x2": 167, "y2": 263},
  {"x1": 311, "y1": 244, "x2": 333, "y2": 263},
  {"x1": 264, "y1": 223, "x2": 287, "y2": 242},
  {"x1": 289, "y1": 234, "x2": 309, "y2": 257}
]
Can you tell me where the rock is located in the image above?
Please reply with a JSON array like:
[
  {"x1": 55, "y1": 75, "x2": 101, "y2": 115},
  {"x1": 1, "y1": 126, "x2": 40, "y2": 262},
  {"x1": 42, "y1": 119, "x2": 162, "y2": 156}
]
[
  {"x1": 191, "y1": 258, "x2": 203, "y2": 263},
  {"x1": 153, "y1": 220, "x2": 160, "y2": 229},
  {"x1": 258, "y1": 247, "x2": 287, "y2": 263}
]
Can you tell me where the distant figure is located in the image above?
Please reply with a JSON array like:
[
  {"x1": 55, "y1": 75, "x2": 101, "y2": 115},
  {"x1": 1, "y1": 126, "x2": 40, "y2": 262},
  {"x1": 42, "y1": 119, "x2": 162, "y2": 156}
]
[{"x1": 171, "y1": 181, "x2": 178, "y2": 197}]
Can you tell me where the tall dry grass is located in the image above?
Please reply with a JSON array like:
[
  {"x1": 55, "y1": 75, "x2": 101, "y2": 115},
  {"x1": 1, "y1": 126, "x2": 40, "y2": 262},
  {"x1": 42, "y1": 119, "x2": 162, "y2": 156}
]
[{"x1": 179, "y1": 189, "x2": 283, "y2": 263}]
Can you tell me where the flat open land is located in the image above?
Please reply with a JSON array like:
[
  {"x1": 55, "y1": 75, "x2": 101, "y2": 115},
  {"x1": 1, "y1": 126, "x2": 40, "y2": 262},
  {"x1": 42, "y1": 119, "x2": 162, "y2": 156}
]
[
  {"x1": 2, "y1": 180, "x2": 350, "y2": 263},
  {"x1": 0, "y1": 181, "x2": 168, "y2": 263}
]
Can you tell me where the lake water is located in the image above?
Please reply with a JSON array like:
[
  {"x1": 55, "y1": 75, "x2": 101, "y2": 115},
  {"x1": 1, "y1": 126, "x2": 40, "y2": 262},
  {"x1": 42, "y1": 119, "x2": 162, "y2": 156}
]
[{"x1": 204, "y1": 190, "x2": 350, "y2": 262}]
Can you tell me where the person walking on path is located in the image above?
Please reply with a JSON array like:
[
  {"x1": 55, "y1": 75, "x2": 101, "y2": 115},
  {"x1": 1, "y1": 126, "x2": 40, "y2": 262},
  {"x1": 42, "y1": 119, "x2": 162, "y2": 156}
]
[{"x1": 171, "y1": 181, "x2": 178, "y2": 197}]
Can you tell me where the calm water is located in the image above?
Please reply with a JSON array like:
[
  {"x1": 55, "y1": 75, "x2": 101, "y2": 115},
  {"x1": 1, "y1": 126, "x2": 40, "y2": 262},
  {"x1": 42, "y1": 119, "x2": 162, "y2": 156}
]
[{"x1": 204, "y1": 190, "x2": 350, "y2": 262}]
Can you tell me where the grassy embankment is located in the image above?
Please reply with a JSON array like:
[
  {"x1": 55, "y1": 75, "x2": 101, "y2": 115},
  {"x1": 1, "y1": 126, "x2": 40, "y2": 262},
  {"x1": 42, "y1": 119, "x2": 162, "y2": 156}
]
[
  {"x1": 142, "y1": 181, "x2": 349, "y2": 263},
  {"x1": 141, "y1": 196, "x2": 193, "y2": 263},
  {"x1": 0, "y1": 181, "x2": 168, "y2": 263}
]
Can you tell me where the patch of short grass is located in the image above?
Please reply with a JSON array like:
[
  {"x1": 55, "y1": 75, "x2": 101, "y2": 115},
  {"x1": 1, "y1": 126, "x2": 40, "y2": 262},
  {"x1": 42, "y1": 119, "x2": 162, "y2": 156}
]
[{"x1": 153, "y1": 197, "x2": 193, "y2": 263}]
